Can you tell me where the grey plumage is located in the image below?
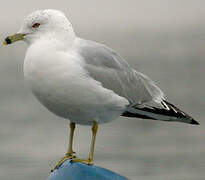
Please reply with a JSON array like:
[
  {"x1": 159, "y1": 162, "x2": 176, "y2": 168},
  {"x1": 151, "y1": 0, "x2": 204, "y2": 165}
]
[
  {"x1": 75, "y1": 38, "x2": 199, "y2": 125},
  {"x1": 77, "y1": 38, "x2": 164, "y2": 106}
]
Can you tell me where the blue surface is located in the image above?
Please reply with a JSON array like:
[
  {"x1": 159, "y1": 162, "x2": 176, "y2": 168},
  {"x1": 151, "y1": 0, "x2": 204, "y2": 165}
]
[{"x1": 48, "y1": 160, "x2": 129, "y2": 180}]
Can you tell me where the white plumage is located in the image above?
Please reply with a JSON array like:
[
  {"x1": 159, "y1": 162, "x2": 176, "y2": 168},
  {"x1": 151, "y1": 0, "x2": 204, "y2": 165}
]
[{"x1": 18, "y1": 9, "x2": 197, "y2": 125}]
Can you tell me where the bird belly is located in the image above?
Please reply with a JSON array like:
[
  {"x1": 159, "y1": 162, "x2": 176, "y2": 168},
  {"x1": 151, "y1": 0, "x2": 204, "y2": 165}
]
[{"x1": 23, "y1": 49, "x2": 128, "y2": 125}]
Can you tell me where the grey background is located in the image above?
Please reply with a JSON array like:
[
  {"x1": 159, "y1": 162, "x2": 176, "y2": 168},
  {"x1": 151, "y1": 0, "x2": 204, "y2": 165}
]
[{"x1": 0, "y1": 0, "x2": 205, "y2": 179}]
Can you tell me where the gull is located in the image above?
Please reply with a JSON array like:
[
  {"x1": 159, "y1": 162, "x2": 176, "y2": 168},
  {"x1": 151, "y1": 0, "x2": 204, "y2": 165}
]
[{"x1": 3, "y1": 9, "x2": 199, "y2": 171}]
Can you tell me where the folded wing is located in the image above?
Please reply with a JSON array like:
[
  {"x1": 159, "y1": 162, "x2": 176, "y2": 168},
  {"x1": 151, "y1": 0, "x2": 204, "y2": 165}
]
[{"x1": 76, "y1": 38, "x2": 198, "y2": 125}]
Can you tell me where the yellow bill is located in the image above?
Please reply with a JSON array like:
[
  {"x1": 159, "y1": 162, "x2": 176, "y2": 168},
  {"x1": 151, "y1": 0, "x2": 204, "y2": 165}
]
[{"x1": 3, "y1": 33, "x2": 26, "y2": 45}]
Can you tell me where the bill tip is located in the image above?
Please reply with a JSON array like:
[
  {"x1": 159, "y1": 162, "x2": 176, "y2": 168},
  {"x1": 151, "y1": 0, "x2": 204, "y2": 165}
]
[
  {"x1": 2, "y1": 41, "x2": 7, "y2": 45},
  {"x1": 3, "y1": 36, "x2": 12, "y2": 45}
]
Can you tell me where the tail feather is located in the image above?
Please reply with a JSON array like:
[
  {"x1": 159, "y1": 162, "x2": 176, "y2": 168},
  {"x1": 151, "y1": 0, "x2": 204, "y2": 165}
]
[{"x1": 122, "y1": 100, "x2": 199, "y2": 125}]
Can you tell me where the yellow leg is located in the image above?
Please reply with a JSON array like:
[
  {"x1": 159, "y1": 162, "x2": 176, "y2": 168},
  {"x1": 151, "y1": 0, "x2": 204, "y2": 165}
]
[
  {"x1": 66, "y1": 122, "x2": 76, "y2": 156},
  {"x1": 51, "y1": 122, "x2": 76, "y2": 172},
  {"x1": 72, "y1": 121, "x2": 98, "y2": 165}
]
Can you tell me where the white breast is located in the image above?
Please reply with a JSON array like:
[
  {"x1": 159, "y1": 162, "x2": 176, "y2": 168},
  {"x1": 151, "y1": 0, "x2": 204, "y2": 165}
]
[{"x1": 23, "y1": 41, "x2": 128, "y2": 125}]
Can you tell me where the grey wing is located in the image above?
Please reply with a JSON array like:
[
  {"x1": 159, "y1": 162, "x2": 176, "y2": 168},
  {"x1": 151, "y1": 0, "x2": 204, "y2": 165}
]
[
  {"x1": 75, "y1": 38, "x2": 198, "y2": 125},
  {"x1": 76, "y1": 38, "x2": 165, "y2": 108}
]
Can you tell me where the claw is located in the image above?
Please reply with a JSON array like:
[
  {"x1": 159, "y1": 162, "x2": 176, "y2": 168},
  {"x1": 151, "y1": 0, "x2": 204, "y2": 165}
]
[{"x1": 51, "y1": 154, "x2": 76, "y2": 172}]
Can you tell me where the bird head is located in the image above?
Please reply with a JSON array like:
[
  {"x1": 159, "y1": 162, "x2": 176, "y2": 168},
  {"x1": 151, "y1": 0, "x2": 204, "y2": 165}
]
[{"x1": 3, "y1": 9, "x2": 75, "y2": 45}]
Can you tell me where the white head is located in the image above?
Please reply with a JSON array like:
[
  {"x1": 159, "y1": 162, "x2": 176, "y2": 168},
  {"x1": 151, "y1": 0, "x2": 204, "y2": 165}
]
[{"x1": 3, "y1": 9, "x2": 75, "y2": 45}]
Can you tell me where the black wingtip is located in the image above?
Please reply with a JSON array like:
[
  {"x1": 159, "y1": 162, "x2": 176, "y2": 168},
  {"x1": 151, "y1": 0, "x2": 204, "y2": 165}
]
[{"x1": 190, "y1": 119, "x2": 200, "y2": 125}]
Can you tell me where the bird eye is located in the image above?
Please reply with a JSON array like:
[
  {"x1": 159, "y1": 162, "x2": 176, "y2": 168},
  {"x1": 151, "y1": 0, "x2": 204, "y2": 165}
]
[{"x1": 32, "y1": 23, "x2": 40, "y2": 28}]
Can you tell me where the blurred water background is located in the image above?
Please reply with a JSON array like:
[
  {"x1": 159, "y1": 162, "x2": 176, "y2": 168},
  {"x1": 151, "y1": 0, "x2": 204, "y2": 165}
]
[{"x1": 0, "y1": 1, "x2": 204, "y2": 179}]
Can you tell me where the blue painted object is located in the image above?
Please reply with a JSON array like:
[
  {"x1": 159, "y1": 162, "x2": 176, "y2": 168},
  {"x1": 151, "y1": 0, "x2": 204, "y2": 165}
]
[{"x1": 48, "y1": 160, "x2": 129, "y2": 180}]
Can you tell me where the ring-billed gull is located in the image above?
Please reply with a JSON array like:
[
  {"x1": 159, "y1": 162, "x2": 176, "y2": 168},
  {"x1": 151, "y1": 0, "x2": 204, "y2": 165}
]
[{"x1": 3, "y1": 9, "x2": 199, "y2": 171}]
